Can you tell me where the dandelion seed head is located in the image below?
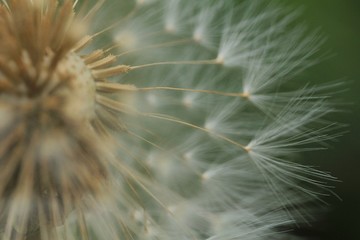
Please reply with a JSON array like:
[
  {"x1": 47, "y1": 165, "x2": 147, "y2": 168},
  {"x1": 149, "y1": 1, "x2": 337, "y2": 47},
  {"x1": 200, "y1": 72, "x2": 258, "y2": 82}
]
[{"x1": 0, "y1": 0, "x2": 342, "y2": 239}]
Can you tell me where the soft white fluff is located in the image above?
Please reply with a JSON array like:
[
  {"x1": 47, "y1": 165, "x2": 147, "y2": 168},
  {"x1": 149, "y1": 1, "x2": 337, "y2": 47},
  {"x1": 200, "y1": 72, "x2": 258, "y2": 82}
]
[{"x1": 88, "y1": 0, "x2": 338, "y2": 239}]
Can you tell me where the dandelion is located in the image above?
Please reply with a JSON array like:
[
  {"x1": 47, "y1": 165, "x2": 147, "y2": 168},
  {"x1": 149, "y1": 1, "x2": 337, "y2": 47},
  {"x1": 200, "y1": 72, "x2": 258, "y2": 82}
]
[{"x1": 0, "y1": 0, "x2": 340, "y2": 239}]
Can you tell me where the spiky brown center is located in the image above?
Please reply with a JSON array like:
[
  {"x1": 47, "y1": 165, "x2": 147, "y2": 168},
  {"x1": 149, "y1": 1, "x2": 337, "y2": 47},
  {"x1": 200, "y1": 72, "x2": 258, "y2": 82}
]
[{"x1": 0, "y1": 0, "x2": 111, "y2": 236}]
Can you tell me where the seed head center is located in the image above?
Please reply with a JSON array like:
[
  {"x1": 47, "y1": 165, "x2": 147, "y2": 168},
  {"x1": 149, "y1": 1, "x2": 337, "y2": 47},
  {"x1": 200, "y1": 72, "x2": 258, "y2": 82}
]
[{"x1": 56, "y1": 52, "x2": 97, "y2": 121}]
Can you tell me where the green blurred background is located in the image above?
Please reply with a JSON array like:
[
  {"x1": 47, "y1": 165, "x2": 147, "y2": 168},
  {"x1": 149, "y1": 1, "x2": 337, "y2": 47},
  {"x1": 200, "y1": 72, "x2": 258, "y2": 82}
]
[{"x1": 278, "y1": 0, "x2": 360, "y2": 239}]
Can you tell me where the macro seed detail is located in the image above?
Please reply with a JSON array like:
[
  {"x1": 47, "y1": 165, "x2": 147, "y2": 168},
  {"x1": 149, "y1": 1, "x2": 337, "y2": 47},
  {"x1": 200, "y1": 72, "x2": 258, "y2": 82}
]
[{"x1": 0, "y1": 0, "x2": 340, "y2": 239}]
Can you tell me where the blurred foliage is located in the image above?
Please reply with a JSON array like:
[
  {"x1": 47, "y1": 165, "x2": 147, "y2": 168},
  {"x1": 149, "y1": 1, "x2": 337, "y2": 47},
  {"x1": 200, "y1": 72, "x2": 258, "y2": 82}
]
[{"x1": 278, "y1": 0, "x2": 360, "y2": 239}]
